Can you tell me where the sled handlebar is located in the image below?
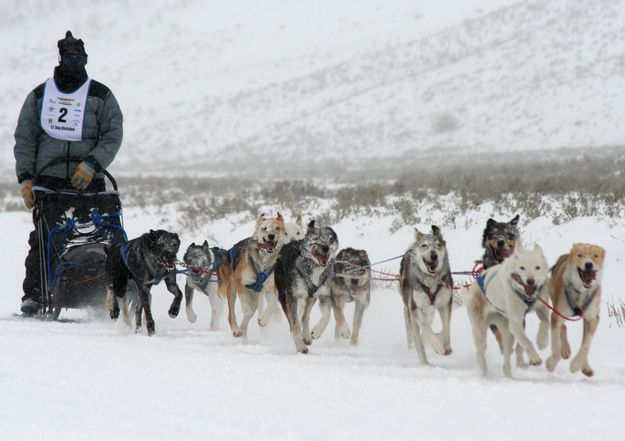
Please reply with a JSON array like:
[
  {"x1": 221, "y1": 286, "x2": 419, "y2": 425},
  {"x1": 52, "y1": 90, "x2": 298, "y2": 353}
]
[{"x1": 34, "y1": 157, "x2": 119, "y2": 191}]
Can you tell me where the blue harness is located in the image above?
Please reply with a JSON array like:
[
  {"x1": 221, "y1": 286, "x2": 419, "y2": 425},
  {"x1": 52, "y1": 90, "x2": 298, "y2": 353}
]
[
  {"x1": 120, "y1": 241, "x2": 164, "y2": 286},
  {"x1": 245, "y1": 256, "x2": 274, "y2": 293}
]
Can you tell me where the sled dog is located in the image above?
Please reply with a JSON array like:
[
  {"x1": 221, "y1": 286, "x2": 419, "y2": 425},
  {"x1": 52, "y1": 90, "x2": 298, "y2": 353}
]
[
  {"x1": 183, "y1": 241, "x2": 226, "y2": 331},
  {"x1": 219, "y1": 212, "x2": 287, "y2": 338},
  {"x1": 480, "y1": 214, "x2": 532, "y2": 362},
  {"x1": 328, "y1": 248, "x2": 371, "y2": 345},
  {"x1": 399, "y1": 226, "x2": 454, "y2": 364},
  {"x1": 464, "y1": 243, "x2": 550, "y2": 378},
  {"x1": 105, "y1": 229, "x2": 183, "y2": 336},
  {"x1": 275, "y1": 220, "x2": 339, "y2": 353},
  {"x1": 285, "y1": 214, "x2": 305, "y2": 243},
  {"x1": 481, "y1": 215, "x2": 520, "y2": 269},
  {"x1": 546, "y1": 243, "x2": 605, "y2": 377}
]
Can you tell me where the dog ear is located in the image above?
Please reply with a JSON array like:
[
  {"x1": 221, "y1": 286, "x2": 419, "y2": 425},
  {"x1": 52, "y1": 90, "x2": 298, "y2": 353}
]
[
  {"x1": 190, "y1": 242, "x2": 196, "y2": 247},
  {"x1": 510, "y1": 214, "x2": 520, "y2": 227},
  {"x1": 486, "y1": 218, "x2": 497, "y2": 228},
  {"x1": 296, "y1": 214, "x2": 303, "y2": 227},
  {"x1": 414, "y1": 228, "x2": 424, "y2": 240},
  {"x1": 514, "y1": 241, "x2": 526, "y2": 255},
  {"x1": 532, "y1": 243, "x2": 544, "y2": 255},
  {"x1": 256, "y1": 212, "x2": 266, "y2": 224},
  {"x1": 431, "y1": 225, "x2": 442, "y2": 238},
  {"x1": 276, "y1": 211, "x2": 283, "y2": 220},
  {"x1": 307, "y1": 220, "x2": 316, "y2": 233},
  {"x1": 202, "y1": 240, "x2": 209, "y2": 250}
]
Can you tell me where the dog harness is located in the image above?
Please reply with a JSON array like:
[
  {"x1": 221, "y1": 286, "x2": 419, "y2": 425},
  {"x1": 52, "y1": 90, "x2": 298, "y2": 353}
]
[
  {"x1": 245, "y1": 255, "x2": 275, "y2": 293},
  {"x1": 415, "y1": 279, "x2": 444, "y2": 305},
  {"x1": 564, "y1": 282, "x2": 597, "y2": 317},
  {"x1": 297, "y1": 264, "x2": 332, "y2": 297},
  {"x1": 475, "y1": 270, "x2": 506, "y2": 314},
  {"x1": 119, "y1": 241, "x2": 165, "y2": 286}
]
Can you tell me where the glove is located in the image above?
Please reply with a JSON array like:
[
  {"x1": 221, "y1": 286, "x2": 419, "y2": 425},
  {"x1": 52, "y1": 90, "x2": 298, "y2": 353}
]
[
  {"x1": 71, "y1": 160, "x2": 96, "y2": 190},
  {"x1": 20, "y1": 180, "x2": 35, "y2": 209}
]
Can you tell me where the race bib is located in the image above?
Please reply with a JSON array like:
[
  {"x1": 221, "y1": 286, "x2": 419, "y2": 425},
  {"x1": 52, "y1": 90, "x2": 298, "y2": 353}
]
[{"x1": 40, "y1": 77, "x2": 91, "y2": 141}]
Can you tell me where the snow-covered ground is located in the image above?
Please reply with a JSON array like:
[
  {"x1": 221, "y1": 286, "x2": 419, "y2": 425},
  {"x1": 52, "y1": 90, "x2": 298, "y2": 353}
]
[{"x1": 1, "y1": 207, "x2": 624, "y2": 441}]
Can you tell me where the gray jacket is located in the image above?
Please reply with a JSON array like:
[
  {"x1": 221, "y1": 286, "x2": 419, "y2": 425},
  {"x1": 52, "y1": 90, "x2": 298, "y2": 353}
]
[{"x1": 14, "y1": 79, "x2": 123, "y2": 184}]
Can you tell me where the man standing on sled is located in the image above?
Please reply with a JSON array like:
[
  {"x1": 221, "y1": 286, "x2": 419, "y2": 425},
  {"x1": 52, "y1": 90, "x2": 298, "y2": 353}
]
[{"x1": 13, "y1": 31, "x2": 123, "y2": 315}]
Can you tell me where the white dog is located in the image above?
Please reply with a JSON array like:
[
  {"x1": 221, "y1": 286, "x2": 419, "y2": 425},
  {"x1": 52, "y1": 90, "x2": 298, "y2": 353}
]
[{"x1": 464, "y1": 243, "x2": 550, "y2": 378}]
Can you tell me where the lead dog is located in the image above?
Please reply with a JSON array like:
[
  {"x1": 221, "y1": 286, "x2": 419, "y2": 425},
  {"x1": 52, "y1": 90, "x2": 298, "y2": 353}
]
[
  {"x1": 464, "y1": 243, "x2": 550, "y2": 378},
  {"x1": 329, "y1": 248, "x2": 371, "y2": 345},
  {"x1": 183, "y1": 241, "x2": 225, "y2": 331},
  {"x1": 219, "y1": 212, "x2": 287, "y2": 338},
  {"x1": 275, "y1": 220, "x2": 339, "y2": 353},
  {"x1": 399, "y1": 226, "x2": 453, "y2": 365},
  {"x1": 105, "y1": 229, "x2": 183, "y2": 336},
  {"x1": 546, "y1": 243, "x2": 606, "y2": 377}
]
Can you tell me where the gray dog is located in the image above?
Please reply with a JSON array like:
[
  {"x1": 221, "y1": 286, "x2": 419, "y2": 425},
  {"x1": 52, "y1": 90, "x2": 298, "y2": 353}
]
[{"x1": 399, "y1": 225, "x2": 453, "y2": 364}]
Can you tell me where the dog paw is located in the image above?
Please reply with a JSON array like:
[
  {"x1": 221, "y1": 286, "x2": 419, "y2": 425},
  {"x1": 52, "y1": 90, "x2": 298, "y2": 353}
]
[
  {"x1": 336, "y1": 323, "x2": 351, "y2": 339},
  {"x1": 147, "y1": 321, "x2": 155, "y2": 336},
  {"x1": 546, "y1": 355, "x2": 559, "y2": 372},
  {"x1": 209, "y1": 323, "x2": 220, "y2": 332},
  {"x1": 232, "y1": 329, "x2": 243, "y2": 338},
  {"x1": 582, "y1": 366, "x2": 594, "y2": 377},
  {"x1": 528, "y1": 353, "x2": 542, "y2": 366},
  {"x1": 186, "y1": 309, "x2": 197, "y2": 323},
  {"x1": 570, "y1": 355, "x2": 584, "y2": 373},
  {"x1": 257, "y1": 313, "x2": 271, "y2": 328},
  {"x1": 168, "y1": 306, "x2": 180, "y2": 319},
  {"x1": 110, "y1": 308, "x2": 120, "y2": 320},
  {"x1": 311, "y1": 326, "x2": 324, "y2": 340},
  {"x1": 443, "y1": 347, "x2": 453, "y2": 356},
  {"x1": 350, "y1": 336, "x2": 359, "y2": 346},
  {"x1": 303, "y1": 336, "x2": 312, "y2": 345},
  {"x1": 561, "y1": 343, "x2": 571, "y2": 360}
]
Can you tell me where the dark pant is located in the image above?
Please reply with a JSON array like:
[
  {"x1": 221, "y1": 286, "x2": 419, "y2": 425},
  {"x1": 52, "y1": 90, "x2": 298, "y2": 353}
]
[{"x1": 22, "y1": 177, "x2": 106, "y2": 303}]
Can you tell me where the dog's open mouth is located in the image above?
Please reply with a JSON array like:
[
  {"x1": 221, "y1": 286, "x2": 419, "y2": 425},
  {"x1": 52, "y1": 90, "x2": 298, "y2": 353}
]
[
  {"x1": 577, "y1": 268, "x2": 596, "y2": 288},
  {"x1": 312, "y1": 250, "x2": 330, "y2": 267},
  {"x1": 511, "y1": 273, "x2": 537, "y2": 297},
  {"x1": 495, "y1": 246, "x2": 514, "y2": 261},
  {"x1": 423, "y1": 258, "x2": 438, "y2": 274},
  {"x1": 165, "y1": 259, "x2": 175, "y2": 269},
  {"x1": 257, "y1": 241, "x2": 277, "y2": 253}
]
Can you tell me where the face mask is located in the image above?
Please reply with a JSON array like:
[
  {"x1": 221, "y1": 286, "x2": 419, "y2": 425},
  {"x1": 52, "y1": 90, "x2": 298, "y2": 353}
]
[{"x1": 60, "y1": 54, "x2": 87, "y2": 69}]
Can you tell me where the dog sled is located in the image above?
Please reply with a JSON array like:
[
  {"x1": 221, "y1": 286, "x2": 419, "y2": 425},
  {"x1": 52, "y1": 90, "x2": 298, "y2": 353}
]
[{"x1": 31, "y1": 158, "x2": 127, "y2": 320}]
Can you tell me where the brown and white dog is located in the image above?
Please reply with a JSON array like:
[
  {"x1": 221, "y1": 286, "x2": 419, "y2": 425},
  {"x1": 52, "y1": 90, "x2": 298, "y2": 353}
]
[
  {"x1": 219, "y1": 212, "x2": 287, "y2": 338},
  {"x1": 546, "y1": 243, "x2": 606, "y2": 377}
]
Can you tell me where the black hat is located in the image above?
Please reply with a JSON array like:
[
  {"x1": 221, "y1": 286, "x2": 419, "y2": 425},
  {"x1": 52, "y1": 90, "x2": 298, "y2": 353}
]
[{"x1": 57, "y1": 31, "x2": 87, "y2": 56}]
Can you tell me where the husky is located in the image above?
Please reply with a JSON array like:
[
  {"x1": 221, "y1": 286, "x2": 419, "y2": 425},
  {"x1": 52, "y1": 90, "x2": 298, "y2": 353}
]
[
  {"x1": 275, "y1": 220, "x2": 339, "y2": 353},
  {"x1": 219, "y1": 212, "x2": 287, "y2": 338},
  {"x1": 105, "y1": 229, "x2": 183, "y2": 336},
  {"x1": 399, "y1": 226, "x2": 454, "y2": 365},
  {"x1": 481, "y1": 215, "x2": 520, "y2": 269},
  {"x1": 182, "y1": 241, "x2": 226, "y2": 331},
  {"x1": 328, "y1": 248, "x2": 371, "y2": 345},
  {"x1": 464, "y1": 243, "x2": 550, "y2": 378},
  {"x1": 546, "y1": 243, "x2": 606, "y2": 377},
  {"x1": 285, "y1": 214, "x2": 305, "y2": 243}
]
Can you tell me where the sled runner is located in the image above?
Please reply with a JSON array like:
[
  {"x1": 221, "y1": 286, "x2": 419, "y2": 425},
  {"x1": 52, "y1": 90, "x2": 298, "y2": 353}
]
[{"x1": 32, "y1": 158, "x2": 127, "y2": 320}]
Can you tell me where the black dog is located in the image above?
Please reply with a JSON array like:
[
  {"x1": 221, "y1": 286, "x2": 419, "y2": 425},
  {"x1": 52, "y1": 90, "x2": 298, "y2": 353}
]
[
  {"x1": 275, "y1": 220, "x2": 339, "y2": 353},
  {"x1": 481, "y1": 214, "x2": 520, "y2": 269},
  {"x1": 105, "y1": 229, "x2": 183, "y2": 336}
]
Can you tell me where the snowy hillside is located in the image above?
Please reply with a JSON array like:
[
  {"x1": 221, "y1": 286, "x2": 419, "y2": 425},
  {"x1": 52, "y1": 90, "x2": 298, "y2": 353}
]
[{"x1": 1, "y1": 0, "x2": 625, "y2": 176}]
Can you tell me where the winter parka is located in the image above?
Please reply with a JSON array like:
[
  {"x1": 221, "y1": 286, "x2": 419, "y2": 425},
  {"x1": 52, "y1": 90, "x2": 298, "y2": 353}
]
[{"x1": 14, "y1": 79, "x2": 123, "y2": 184}]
